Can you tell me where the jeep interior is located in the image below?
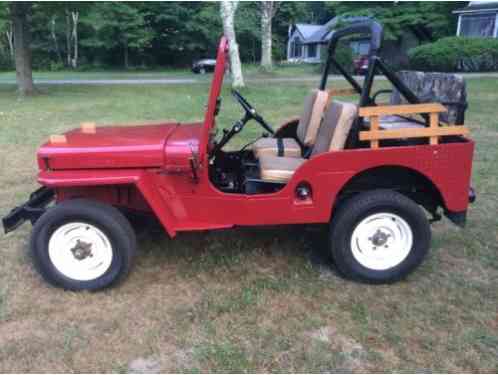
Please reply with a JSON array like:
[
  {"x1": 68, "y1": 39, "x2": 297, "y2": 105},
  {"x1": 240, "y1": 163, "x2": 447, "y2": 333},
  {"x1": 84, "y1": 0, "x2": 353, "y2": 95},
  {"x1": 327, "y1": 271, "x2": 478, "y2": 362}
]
[{"x1": 209, "y1": 18, "x2": 469, "y2": 195}]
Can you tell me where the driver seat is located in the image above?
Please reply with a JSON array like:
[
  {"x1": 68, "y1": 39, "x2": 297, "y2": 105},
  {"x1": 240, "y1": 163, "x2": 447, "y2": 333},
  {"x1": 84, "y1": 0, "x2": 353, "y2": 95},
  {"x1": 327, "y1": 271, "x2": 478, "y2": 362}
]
[
  {"x1": 259, "y1": 101, "x2": 358, "y2": 183},
  {"x1": 252, "y1": 89, "x2": 329, "y2": 158}
]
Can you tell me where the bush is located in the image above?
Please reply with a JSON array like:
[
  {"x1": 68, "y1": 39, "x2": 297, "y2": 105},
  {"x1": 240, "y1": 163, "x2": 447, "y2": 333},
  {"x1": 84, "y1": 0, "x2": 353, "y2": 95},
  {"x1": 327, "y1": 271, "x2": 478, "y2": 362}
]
[
  {"x1": 316, "y1": 42, "x2": 354, "y2": 74},
  {"x1": 409, "y1": 37, "x2": 498, "y2": 72}
]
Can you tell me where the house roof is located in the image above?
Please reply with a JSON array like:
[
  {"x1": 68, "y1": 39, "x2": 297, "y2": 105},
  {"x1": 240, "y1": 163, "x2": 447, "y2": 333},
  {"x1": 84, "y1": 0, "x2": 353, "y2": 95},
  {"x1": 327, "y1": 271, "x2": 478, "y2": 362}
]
[
  {"x1": 453, "y1": 1, "x2": 498, "y2": 14},
  {"x1": 294, "y1": 24, "x2": 322, "y2": 39},
  {"x1": 292, "y1": 16, "x2": 373, "y2": 45}
]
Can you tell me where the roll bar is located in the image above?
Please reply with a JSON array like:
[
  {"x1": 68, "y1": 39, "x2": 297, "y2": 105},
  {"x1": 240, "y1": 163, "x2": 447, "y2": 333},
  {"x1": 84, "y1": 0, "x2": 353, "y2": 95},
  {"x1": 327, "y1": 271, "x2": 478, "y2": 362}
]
[{"x1": 320, "y1": 18, "x2": 383, "y2": 91}]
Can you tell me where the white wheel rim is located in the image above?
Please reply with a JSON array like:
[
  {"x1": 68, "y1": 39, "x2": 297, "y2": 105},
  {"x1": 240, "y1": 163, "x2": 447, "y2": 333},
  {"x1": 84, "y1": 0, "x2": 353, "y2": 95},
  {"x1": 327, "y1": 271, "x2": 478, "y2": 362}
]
[
  {"x1": 350, "y1": 212, "x2": 413, "y2": 271},
  {"x1": 48, "y1": 222, "x2": 113, "y2": 281}
]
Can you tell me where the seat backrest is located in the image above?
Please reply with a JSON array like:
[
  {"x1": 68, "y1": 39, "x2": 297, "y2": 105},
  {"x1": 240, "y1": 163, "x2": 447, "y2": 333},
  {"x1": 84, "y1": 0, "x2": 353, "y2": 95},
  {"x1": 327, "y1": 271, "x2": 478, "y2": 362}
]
[
  {"x1": 296, "y1": 89, "x2": 329, "y2": 146},
  {"x1": 390, "y1": 71, "x2": 467, "y2": 124},
  {"x1": 311, "y1": 101, "x2": 358, "y2": 157}
]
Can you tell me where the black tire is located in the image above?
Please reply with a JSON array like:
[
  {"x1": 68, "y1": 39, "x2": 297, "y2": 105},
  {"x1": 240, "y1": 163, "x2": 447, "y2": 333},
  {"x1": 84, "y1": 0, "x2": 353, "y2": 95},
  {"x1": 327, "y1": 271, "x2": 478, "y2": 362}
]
[
  {"x1": 30, "y1": 199, "x2": 136, "y2": 291},
  {"x1": 330, "y1": 189, "x2": 431, "y2": 284}
]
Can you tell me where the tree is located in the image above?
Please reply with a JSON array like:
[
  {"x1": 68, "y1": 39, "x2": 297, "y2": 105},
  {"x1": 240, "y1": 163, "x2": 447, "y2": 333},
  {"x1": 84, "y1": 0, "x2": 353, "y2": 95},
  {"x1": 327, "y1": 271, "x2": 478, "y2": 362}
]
[
  {"x1": 324, "y1": 2, "x2": 466, "y2": 41},
  {"x1": 9, "y1": 2, "x2": 35, "y2": 95},
  {"x1": 81, "y1": 3, "x2": 152, "y2": 68},
  {"x1": 220, "y1": 1, "x2": 244, "y2": 88},
  {"x1": 259, "y1": 1, "x2": 279, "y2": 70}
]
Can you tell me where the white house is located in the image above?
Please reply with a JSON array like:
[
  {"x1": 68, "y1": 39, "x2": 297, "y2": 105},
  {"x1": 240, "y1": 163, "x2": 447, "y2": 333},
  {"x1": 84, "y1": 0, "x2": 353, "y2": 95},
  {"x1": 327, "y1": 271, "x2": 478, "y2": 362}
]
[{"x1": 454, "y1": 1, "x2": 498, "y2": 38}]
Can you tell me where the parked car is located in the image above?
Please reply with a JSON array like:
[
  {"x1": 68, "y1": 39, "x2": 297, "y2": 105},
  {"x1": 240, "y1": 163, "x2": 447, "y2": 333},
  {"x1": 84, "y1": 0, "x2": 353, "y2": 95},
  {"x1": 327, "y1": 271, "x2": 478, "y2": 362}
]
[
  {"x1": 192, "y1": 58, "x2": 216, "y2": 74},
  {"x1": 353, "y1": 54, "x2": 369, "y2": 75},
  {"x1": 3, "y1": 20, "x2": 474, "y2": 291}
]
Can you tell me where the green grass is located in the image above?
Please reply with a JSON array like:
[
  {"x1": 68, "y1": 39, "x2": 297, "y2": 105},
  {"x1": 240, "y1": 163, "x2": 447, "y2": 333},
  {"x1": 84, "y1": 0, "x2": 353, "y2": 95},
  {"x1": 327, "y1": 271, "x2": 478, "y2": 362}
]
[
  {"x1": 0, "y1": 77, "x2": 497, "y2": 372},
  {"x1": 0, "y1": 63, "x2": 319, "y2": 82}
]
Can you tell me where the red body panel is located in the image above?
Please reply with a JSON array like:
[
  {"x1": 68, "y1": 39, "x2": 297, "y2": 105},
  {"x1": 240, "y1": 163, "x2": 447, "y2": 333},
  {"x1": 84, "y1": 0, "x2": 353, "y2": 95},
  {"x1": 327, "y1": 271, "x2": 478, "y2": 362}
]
[
  {"x1": 38, "y1": 123, "x2": 178, "y2": 170},
  {"x1": 35, "y1": 36, "x2": 475, "y2": 238},
  {"x1": 39, "y1": 140, "x2": 474, "y2": 237}
]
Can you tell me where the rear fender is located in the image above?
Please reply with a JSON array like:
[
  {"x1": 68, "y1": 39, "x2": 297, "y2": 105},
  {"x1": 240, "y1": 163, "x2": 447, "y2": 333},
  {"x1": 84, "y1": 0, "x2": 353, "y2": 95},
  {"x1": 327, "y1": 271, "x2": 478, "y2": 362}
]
[{"x1": 38, "y1": 169, "x2": 178, "y2": 237}]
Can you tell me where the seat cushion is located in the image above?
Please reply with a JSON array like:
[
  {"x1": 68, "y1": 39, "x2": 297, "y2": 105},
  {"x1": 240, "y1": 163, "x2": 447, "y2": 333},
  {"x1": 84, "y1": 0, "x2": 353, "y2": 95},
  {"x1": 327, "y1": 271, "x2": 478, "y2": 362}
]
[
  {"x1": 253, "y1": 137, "x2": 301, "y2": 158},
  {"x1": 296, "y1": 90, "x2": 329, "y2": 146},
  {"x1": 311, "y1": 101, "x2": 358, "y2": 156},
  {"x1": 259, "y1": 155, "x2": 305, "y2": 183}
]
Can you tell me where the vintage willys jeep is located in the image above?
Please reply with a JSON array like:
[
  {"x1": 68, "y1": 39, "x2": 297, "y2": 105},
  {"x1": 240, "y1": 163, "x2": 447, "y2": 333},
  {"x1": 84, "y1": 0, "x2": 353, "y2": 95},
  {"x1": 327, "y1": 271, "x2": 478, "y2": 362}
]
[{"x1": 3, "y1": 20, "x2": 474, "y2": 290}]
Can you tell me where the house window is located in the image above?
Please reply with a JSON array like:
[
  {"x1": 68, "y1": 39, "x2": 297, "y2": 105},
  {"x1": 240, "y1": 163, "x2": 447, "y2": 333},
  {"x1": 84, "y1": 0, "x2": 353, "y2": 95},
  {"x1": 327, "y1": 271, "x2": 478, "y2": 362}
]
[
  {"x1": 307, "y1": 44, "x2": 317, "y2": 58},
  {"x1": 291, "y1": 38, "x2": 302, "y2": 58},
  {"x1": 350, "y1": 40, "x2": 370, "y2": 56},
  {"x1": 459, "y1": 13, "x2": 496, "y2": 37}
]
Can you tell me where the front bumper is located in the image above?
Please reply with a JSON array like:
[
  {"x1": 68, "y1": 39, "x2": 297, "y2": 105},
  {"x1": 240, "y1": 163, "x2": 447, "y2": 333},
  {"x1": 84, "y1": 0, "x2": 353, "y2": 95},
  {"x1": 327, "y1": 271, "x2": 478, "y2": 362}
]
[{"x1": 2, "y1": 187, "x2": 54, "y2": 234}]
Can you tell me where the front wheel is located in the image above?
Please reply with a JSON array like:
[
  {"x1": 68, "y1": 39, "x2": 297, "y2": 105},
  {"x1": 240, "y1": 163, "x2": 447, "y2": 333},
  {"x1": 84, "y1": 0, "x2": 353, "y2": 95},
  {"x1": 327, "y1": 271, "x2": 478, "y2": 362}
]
[
  {"x1": 330, "y1": 190, "x2": 431, "y2": 284},
  {"x1": 30, "y1": 199, "x2": 136, "y2": 291}
]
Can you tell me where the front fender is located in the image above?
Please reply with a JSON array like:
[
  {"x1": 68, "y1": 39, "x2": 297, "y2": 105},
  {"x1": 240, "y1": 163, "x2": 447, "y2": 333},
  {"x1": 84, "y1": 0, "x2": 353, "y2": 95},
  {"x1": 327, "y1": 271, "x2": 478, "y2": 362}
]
[{"x1": 38, "y1": 169, "x2": 178, "y2": 237}]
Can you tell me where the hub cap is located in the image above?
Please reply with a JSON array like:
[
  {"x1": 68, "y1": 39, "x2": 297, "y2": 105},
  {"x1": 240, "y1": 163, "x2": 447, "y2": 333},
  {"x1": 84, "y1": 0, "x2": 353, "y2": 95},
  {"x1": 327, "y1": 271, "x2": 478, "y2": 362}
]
[
  {"x1": 48, "y1": 222, "x2": 113, "y2": 281},
  {"x1": 350, "y1": 213, "x2": 413, "y2": 271}
]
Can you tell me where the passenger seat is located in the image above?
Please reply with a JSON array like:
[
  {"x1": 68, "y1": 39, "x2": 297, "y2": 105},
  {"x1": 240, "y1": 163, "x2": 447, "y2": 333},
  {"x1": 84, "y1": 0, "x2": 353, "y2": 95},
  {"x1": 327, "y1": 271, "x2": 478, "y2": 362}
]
[
  {"x1": 252, "y1": 89, "x2": 329, "y2": 158},
  {"x1": 259, "y1": 101, "x2": 358, "y2": 183}
]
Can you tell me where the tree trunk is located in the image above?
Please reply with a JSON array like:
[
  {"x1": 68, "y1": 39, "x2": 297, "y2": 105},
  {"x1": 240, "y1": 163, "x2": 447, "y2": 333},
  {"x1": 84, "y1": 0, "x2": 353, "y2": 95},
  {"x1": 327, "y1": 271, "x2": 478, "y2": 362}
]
[
  {"x1": 220, "y1": 1, "x2": 244, "y2": 88},
  {"x1": 71, "y1": 11, "x2": 78, "y2": 69},
  {"x1": 260, "y1": 2, "x2": 277, "y2": 70},
  {"x1": 65, "y1": 7, "x2": 71, "y2": 67},
  {"x1": 50, "y1": 17, "x2": 63, "y2": 65},
  {"x1": 6, "y1": 23, "x2": 14, "y2": 62},
  {"x1": 10, "y1": 2, "x2": 35, "y2": 96}
]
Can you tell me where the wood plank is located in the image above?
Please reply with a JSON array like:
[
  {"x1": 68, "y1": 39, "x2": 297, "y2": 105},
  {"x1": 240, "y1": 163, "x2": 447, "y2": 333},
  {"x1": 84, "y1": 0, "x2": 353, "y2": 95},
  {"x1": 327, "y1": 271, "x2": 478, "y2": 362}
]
[
  {"x1": 50, "y1": 134, "x2": 67, "y2": 144},
  {"x1": 359, "y1": 103, "x2": 447, "y2": 117},
  {"x1": 429, "y1": 112, "x2": 439, "y2": 145},
  {"x1": 328, "y1": 88, "x2": 358, "y2": 97},
  {"x1": 370, "y1": 115, "x2": 380, "y2": 149},
  {"x1": 359, "y1": 126, "x2": 469, "y2": 141}
]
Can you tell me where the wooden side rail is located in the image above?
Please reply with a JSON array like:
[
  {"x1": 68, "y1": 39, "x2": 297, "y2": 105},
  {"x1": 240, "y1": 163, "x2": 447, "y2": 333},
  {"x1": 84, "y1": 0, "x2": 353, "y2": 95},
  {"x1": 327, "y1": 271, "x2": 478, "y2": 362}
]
[
  {"x1": 358, "y1": 103, "x2": 469, "y2": 149},
  {"x1": 359, "y1": 103, "x2": 447, "y2": 117},
  {"x1": 328, "y1": 88, "x2": 358, "y2": 97}
]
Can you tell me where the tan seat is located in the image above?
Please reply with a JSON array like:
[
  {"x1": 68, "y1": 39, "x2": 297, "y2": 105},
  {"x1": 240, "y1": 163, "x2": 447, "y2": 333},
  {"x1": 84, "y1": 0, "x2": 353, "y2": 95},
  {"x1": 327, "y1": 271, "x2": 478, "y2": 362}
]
[
  {"x1": 253, "y1": 89, "x2": 329, "y2": 158},
  {"x1": 259, "y1": 101, "x2": 358, "y2": 183},
  {"x1": 259, "y1": 155, "x2": 306, "y2": 183}
]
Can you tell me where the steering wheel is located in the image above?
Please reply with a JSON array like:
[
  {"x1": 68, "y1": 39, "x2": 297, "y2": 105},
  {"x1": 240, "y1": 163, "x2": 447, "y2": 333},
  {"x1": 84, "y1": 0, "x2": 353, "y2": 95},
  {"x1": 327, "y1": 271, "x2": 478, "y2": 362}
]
[{"x1": 231, "y1": 89, "x2": 274, "y2": 135}]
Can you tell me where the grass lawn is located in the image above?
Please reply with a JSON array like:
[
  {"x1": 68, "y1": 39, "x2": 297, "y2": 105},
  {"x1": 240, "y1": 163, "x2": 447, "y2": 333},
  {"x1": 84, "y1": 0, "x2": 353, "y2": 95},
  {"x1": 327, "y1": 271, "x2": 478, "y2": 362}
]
[
  {"x1": 0, "y1": 77, "x2": 497, "y2": 372},
  {"x1": 0, "y1": 63, "x2": 319, "y2": 83}
]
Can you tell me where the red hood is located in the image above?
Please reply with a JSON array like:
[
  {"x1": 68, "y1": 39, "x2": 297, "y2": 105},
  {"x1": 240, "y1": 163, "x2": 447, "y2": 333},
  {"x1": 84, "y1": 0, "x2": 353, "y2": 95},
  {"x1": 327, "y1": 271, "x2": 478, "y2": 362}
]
[{"x1": 38, "y1": 122, "x2": 179, "y2": 170}]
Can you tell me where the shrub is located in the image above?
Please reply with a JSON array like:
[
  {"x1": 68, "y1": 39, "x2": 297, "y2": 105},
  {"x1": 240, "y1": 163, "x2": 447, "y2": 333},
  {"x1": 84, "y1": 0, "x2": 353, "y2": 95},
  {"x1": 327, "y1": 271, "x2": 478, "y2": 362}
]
[
  {"x1": 408, "y1": 36, "x2": 498, "y2": 72},
  {"x1": 316, "y1": 42, "x2": 354, "y2": 74}
]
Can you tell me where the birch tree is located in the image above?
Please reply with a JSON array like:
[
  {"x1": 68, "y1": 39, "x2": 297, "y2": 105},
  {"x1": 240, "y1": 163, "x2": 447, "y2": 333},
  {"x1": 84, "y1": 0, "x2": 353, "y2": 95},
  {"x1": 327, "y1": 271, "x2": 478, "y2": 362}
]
[
  {"x1": 259, "y1": 1, "x2": 279, "y2": 70},
  {"x1": 220, "y1": 1, "x2": 244, "y2": 88},
  {"x1": 6, "y1": 21, "x2": 13, "y2": 61},
  {"x1": 70, "y1": 11, "x2": 78, "y2": 68},
  {"x1": 50, "y1": 16, "x2": 63, "y2": 65}
]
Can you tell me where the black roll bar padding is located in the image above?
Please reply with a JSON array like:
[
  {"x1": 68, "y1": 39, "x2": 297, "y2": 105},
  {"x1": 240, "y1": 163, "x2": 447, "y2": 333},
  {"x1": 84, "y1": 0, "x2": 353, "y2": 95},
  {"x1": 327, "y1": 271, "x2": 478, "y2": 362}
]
[
  {"x1": 328, "y1": 19, "x2": 384, "y2": 55},
  {"x1": 320, "y1": 18, "x2": 383, "y2": 91}
]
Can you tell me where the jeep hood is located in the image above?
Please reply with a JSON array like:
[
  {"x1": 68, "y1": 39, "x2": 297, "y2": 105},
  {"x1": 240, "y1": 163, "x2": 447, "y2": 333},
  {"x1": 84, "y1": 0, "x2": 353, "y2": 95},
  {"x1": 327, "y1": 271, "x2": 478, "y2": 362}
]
[{"x1": 38, "y1": 122, "x2": 180, "y2": 170}]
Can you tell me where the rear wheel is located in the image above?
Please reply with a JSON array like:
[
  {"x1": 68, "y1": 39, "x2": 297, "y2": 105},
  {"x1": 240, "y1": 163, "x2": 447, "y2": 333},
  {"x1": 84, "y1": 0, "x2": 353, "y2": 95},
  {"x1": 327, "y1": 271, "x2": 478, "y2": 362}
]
[
  {"x1": 30, "y1": 199, "x2": 136, "y2": 291},
  {"x1": 330, "y1": 190, "x2": 431, "y2": 284}
]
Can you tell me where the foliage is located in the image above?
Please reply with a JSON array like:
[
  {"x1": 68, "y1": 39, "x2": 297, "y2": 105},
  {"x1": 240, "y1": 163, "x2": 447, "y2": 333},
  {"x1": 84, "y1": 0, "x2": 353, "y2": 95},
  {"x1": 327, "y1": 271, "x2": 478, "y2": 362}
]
[
  {"x1": 316, "y1": 42, "x2": 354, "y2": 74},
  {"x1": 0, "y1": 1, "x2": 469, "y2": 70},
  {"x1": 324, "y1": 2, "x2": 466, "y2": 41},
  {"x1": 409, "y1": 36, "x2": 498, "y2": 72}
]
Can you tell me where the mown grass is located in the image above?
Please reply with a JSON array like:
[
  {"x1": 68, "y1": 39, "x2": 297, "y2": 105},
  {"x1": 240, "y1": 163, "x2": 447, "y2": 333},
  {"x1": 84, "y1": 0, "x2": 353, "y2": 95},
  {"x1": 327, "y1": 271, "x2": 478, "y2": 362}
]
[
  {"x1": 0, "y1": 76, "x2": 497, "y2": 372},
  {"x1": 0, "y1": 63, "x2": 318, "y2": 82}
]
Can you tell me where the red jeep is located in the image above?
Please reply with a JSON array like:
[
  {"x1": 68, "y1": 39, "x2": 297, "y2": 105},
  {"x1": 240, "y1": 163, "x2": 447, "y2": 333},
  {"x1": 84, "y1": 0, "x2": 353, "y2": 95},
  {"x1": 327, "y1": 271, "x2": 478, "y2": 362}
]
[{"x1": 3, "y1": 21, "x2": 474, "y2": 290}]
